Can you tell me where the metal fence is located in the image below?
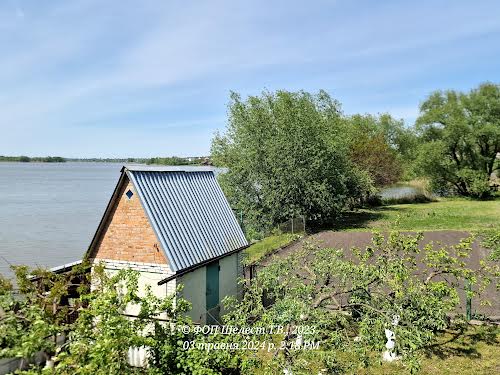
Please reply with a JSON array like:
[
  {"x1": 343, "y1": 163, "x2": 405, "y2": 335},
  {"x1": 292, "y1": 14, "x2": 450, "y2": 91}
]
[{"x1": 278, "y1": 216, "x2": 306, "y2": 234}]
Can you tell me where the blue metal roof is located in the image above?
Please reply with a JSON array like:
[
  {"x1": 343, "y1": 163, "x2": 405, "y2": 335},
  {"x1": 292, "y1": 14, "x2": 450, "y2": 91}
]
[{"x1": 124, "y1": 166, "x2": 248, "y2": 272}]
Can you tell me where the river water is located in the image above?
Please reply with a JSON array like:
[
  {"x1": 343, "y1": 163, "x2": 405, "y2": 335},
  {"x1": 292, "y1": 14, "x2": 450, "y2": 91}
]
[
  {"x1": 0, "y1": 162, "x2": 124, "y2": 276},
  {"x1": 379, "y1": 184, "x2": 422, "y2": 200},
  {"x1": 0, "y1": 162, "x2": 429, "y2": 278}
]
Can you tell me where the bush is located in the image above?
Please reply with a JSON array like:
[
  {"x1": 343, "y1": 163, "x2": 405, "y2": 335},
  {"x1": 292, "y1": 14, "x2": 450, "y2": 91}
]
[
  {"x1": 364, "y1": 194, "x2": 383, "y2": 207},
  {"x1": 224, "y1": 231, "x2": 499, "y2": 374},
  {"x1": 482, "y1": 229, "x2": 500, "y2": 261},
  {"x1": 381, "y1": 193, "x2": 435, "y2": 205},
  {"x1": 456, "y1": 169, "x2": 493, "y2": 199}
]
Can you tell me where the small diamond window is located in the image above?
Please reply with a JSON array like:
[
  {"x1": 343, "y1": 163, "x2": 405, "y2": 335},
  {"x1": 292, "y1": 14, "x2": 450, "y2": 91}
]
[{"x1": 126, "y1": 190, "x2": 134, "y2": 199}]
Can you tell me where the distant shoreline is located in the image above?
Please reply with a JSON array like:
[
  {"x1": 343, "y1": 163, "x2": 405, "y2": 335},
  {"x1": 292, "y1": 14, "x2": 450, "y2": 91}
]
[
  {"x1": 0, "y1": 156, "x2": 66, "y2": 163},
  {"x1": 0, "y1": 156, "x2": 211, "y2": 165}
]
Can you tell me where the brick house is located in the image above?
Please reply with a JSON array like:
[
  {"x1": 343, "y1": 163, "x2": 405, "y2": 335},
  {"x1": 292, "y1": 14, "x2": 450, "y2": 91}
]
[{"x1": 84, "y1": 165, "x2": 248, "y2": 324}]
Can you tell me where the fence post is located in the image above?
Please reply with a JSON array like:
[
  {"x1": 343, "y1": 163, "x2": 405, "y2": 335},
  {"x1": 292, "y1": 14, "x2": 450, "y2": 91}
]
[{"x1": 466, "y1": 278, "x2": 472, "y2": 321}]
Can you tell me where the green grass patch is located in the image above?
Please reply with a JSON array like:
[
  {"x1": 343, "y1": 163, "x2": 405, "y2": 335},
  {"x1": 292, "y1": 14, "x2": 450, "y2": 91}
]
[
  {"x1": 243, "y1": 233, "x2": 302, "y2": 264},
  {"x1": 381, "y1": 192, "x2": 436, "y2": 205},
  {"x1": 249, "y1": 326, "x2": 499, "y2": 374},
  {"x1": 334, "y1": 198, "x2": 500, "y2": 232},
  {"x1": 360, "y1": 326, "x2": 500, "y2": 375}
]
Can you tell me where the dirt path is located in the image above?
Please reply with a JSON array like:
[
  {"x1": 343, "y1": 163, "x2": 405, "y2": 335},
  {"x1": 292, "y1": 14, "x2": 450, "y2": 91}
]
[{"x1": 260, "y1": 230, "x2": 499, "y2": 317}]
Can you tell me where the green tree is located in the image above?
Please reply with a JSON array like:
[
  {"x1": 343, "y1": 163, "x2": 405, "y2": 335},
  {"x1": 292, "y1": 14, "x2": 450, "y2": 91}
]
[
  {"x1": 345, "y1": 114, "x2": 411, "y2": 186},
  {"x1": 349, "y1": 133, "x2": 402, "y2": 186},
  {"x1": 0, "y1": 266, "x2": 242, "y2": 374},
  {"x1": 0, "y1": 264, "x2": 90, "y2": 367},
  {"x1": 415, "y1": 82, "x2": 500, "y2": 198},
  {"x1": 211, "y1": 90, "x2": 373, "y2": 236},
  {"x1": 223, "y1": 232, "x2": 499, "y2": 374},
  {"x1": 378, "y1": 114, "x2": 419, "y2": 162},
  {"x1": 147, "y1": 156, "x2": 193, "y2": 166}
]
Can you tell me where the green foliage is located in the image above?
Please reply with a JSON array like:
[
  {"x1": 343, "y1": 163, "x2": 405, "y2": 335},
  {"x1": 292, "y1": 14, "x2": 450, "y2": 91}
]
[
  {"x1": 66, "y1": 268, "x2": 242, "y2": 374},
  {"x1": 0, "y1": 156, "x2": 66, "y2": 162},
  {"x1": 211, "y1": 90, "x2": 374, "y2": 235},
  {"x1": 54, "y1": 267, "x2": 147, "y2": 374},
  {"x1": 335, "y1": 198, "x2": 500, "y2": 232},
  {"x1": 345, "y1": 114, "x2": 417, "y2": 185},
  {"x1": 2, "y1": 237, "x2": 496, "y2": 374},
  {"x1": 0, "y1": 263, "x2": 90, "y2": 362},
  {"x1": 481, "y1": 229, "x2": 500, "y2": 261},
  {"x1": 349, "y1": 131, "x2": 402, "y2": 187},
  {"x1": 380, "y1": 194, "x2": 435, "y2": 206},
  {"x1": 352, "y1": 326, "x2": 500, "y2": 375},
  {"x1": 0, "y1": 266, "x2": 243, "y2": 374},
  {"x1": 415, "y1": 82, "x2": 500, "y2": 198},
  {"x1": 243, "y1": 232, "x2": 302, "y2": 265},
  {"x1": 147, "y1": 156, "x2": 203, "y2": 166},
  {"x1": 224, "y1": 232, "x2": 498, "y2": 374},
  {"x1": 375, "y1": 114, "x2": 419, "y2": 166},
  {"x1": 148, "y1": 320, "x2": 242, "y2": 375},
  {"x1": 456, "y1": 168, "x2": 492, "y2": 199}
]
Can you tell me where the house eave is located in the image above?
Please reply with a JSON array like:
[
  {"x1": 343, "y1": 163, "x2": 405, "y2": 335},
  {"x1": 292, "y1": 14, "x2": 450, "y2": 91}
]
[{"x1": 157, "y1": 244, "x2": 249, "y2": 285}]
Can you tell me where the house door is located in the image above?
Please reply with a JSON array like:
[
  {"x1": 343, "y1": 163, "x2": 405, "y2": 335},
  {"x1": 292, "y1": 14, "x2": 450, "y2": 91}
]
[{"x1": 206, "y1": 261, "x2": 220, "y2": 324}]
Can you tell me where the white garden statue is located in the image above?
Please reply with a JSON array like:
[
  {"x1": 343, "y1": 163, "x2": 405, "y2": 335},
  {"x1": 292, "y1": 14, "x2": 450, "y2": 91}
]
[{"x1": 382, "y1": 315, "x2": 401, "y2": 362}]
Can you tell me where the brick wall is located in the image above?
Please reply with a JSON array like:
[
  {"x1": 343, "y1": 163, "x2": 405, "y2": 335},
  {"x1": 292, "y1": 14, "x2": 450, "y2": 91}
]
[{"x1": 91, "y1": 179, "x2": 168, "y2": 265}]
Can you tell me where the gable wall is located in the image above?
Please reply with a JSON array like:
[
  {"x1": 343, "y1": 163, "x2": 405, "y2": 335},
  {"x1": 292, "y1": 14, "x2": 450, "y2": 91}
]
[
  {"x1": 178, "y1": 251, "x2": 243, "y2": 324},
  {"x1": 91, "y1": 179, "x2": 168, "y2": 264}
]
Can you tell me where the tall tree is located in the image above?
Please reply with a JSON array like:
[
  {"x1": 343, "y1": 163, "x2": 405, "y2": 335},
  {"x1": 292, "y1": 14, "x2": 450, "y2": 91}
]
[
  {"x1": 415, "y1": 83, "x2": 500, "y2": 197},
  {"x1": 211, "y1": 90, "x2": 373, "y2": 236},
  {"x1": 345, "y1": 114, "x2": 416, "y2": 186}
]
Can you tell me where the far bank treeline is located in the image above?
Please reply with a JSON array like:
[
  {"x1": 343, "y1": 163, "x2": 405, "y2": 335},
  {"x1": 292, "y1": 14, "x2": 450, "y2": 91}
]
[
  {"x1": 0, "y1": 155, "x2": 66, "y2": 162},
  {"x1": 212, "y1": 83, "x2": 500, "y2": 236},
  {"x1": 0, "y1": 155, "x2": 209, "y2": 165}
]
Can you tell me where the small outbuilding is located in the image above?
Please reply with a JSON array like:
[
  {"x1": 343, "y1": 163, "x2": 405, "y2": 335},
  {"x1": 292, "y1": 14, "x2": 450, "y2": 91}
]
[{"x1": 85, "y1": 165, "x2": 248, "y2": 324}]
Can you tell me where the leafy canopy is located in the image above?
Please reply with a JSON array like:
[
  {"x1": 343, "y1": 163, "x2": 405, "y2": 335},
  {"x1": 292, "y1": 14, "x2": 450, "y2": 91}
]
[
  {"x1": 211, "y1": 90, "x2": 373, "y2": 236},
  {"x1": 415, "y1": 82, "x2": 500, "y2": 198},
  {"x1": 345, "y1": 113, "x2": 420, "y2": 183},
  {"x1": 345, "y1": 114, "x2": 409, "y2": 186},
  {"x1": 0, "y1": 266, "x2": 242, "y2": 375}
]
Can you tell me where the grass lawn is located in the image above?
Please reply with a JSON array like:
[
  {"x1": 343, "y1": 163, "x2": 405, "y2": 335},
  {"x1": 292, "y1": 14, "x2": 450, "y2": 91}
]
[
  {"x1": 334, "y1": 198, "x2": 500, "y2": 232},
  {"x1": 250, "y1": 327, "x2": 499, "y2": 374},
  {"x1": 243, "y1": 233, "x2": 302, "y2": 264},
  {"x1": 361, "y1": 326, "x2": 500, "y2": 375}
]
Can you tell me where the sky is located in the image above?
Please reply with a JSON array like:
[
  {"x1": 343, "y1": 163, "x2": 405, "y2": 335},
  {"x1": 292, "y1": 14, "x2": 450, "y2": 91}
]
[{"x1": 0, "y1": 0, "x2": 499, "y2": 158}]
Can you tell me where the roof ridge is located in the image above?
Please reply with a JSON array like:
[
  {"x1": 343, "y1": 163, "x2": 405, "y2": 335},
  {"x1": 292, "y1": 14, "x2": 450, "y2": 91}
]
[{"x1": 123, "y1": 165, "x2": 216, "y2": 173}]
